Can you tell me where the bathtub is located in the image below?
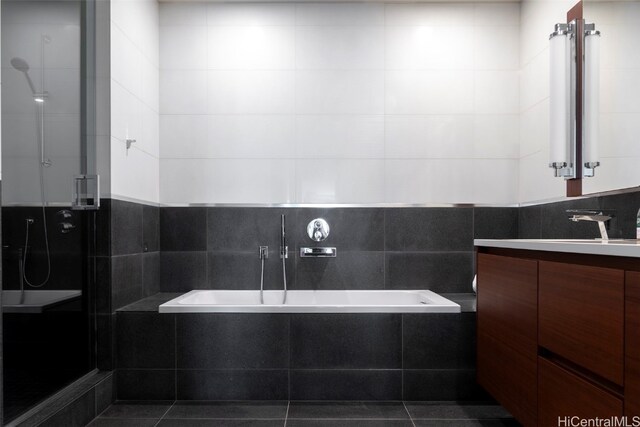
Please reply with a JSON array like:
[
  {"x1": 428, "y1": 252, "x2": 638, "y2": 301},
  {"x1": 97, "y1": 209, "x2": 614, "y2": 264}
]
[{"x1": 159, "y1": 290, "x2": 460, "y2": 313}]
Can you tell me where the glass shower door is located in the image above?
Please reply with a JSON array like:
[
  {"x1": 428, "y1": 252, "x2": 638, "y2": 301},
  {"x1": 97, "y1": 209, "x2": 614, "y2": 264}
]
[{"x1": 1, "y1": 0, "x2": 97, "y2": 423}]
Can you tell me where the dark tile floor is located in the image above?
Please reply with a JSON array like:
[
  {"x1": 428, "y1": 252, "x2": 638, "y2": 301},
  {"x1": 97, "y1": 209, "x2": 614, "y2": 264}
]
[{"x1": 87, "y1": 401, "x2": 520, "y2": 426}]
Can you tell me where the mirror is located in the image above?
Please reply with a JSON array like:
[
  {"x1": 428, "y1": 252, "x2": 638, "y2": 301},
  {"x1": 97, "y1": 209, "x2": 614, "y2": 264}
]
[{"x1": 583, "y1": 0, "x2": 640, "y2": 195}]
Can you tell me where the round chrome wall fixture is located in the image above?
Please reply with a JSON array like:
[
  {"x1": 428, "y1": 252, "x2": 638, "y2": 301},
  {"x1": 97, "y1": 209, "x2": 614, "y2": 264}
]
[{"x1": 307, "y1": 218, "x2": 330, "y2": 242}]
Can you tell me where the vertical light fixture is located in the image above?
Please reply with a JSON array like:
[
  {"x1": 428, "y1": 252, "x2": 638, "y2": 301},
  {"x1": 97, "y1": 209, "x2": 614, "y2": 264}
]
[
  {"x1": 548, "y1": 20, "x2": 601, "y2": 179},
  {"x1": 583, "y1": 26, "x2": 601, "y2": 177},
  {"x1": 549, "y1": 23, "x2": 575, "y2": 178}
]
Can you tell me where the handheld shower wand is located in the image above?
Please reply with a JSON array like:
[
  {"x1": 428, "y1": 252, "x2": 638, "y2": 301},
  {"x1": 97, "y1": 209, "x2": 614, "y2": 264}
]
[
  {"x1": 280, "y1": 214, "x2": 288, "y2": 304},
  {"x1": 10, "y1": 57, "x2": 37, "y2": 95}
]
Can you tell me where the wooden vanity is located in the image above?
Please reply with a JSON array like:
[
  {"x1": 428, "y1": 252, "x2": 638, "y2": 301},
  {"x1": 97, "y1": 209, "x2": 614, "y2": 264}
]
[{"x1": 475, "y1": 240, "x2": 640, "y2": 426}]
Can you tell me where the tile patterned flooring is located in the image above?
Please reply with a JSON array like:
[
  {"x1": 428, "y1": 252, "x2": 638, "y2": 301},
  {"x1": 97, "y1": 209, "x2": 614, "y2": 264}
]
[{"x1": 87, "y1": 401, "x2": 520, "y2": 426}]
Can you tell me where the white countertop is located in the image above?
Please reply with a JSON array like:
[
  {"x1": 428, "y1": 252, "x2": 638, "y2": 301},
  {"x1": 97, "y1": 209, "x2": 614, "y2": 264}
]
[{"x1": 474, "y1": 239, "x2": 640, "y2": 258}]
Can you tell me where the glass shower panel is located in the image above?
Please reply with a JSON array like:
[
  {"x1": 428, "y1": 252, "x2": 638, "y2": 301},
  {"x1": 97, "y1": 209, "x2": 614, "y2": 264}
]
[{"x1": 1, "y1": 0, "x2": 96, "y2": 423}]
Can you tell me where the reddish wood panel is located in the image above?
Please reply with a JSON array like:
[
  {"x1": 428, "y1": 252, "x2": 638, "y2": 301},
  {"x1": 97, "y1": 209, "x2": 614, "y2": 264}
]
[
  {"x1": 567, "y1": 1, "x2": 583, "y2": 21},
  {"x1": 626, "y1": 272, "x2": 640, "y2": 416},
  {"x1": 477, "y1": 253, "x2": 538, "y2": 356},
  {"x1": 539, "y1": 261, "x2": 624, "y2": 385},
  {"x1": 478, "y1": 332, "x2": 537, "y2": 426},
  {"x1": 477, "y1": 253, "x2": 538, "y2": 426},
  {"x1": 477, "y1": 247, "x2": 640, "y2": 272},
  {"x1": 539, "y1": 357, "x2": 623, "y2": 426}
]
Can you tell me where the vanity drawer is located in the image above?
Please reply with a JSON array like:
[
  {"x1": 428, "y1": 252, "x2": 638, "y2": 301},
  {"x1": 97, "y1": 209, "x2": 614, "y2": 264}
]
[
  {"x1": 539, "y1": 261, "x2": 624, "y2": 385},
  {"x1": 539, "y1": 357, "x2": 623, "y2": 426}
]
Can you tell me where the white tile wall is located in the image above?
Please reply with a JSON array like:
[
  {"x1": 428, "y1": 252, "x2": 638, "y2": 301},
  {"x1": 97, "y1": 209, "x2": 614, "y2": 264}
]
[
  {"x1": 159, "y1": 2, "x2": 521, "y2": 205},
  {"x1": 385, "y1": 70, "x2": 475, "y2": 115},
  {"x1": 208, "y1": 70, "x2": 295, "y2": 114},
  {"x1": 517, "y1": 0, "x2": 575, "y2": 203},
  {"x1": 518, "y1": 0, "x2": 640, "y2": 201},
  {"x1": 110, "y1": 0, "x2": 160, "y2": 203},
  {"x1": 160, "y1": 158, "x2": 295, "y2": 204},
  {"x1": 582, "y1": 2, "x2": 640, "y2": 196}
]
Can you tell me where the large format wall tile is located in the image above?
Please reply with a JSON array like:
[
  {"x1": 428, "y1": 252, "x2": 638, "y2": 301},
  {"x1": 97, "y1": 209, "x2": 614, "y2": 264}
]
[
  {"x1": 117, "y1": 369, "x2": 176, "y2": 400},
  {"x1": 117, "y1": 312, "x2": 175, "y2": 369},
  {"x1": 290, "y1": 314, "x2": 401, "y2": 369},
  {"x1": 176, "y1": 314, "x2": 289, "y2": 369},
  {"x1": 158, "y1": 2, "x2": 521, "y2": 205},
  {"x1": 385, "y1": 208, "x2": 473, "y2": 252},
  {"x1": 177, "y1": 369, "x2": 288, "y2": 400},
  {"x1": 385, "y1": 252, "x2": 474, "y2": 293},
  {"x1": 290, "y1": 370, "x2": 402, "y2": 401},
  {"x1": 403, "y1": 313, "x2": 476, "y2": 369},
  {"x1": 294, "y1": 252, "x2": 384, "y2": 290},
  {"x1": 111, "y1": 200, "x2": 143, "y2": 256},
  {"x1": 160, "y1": 252, "x2": 207, "y2": 291},
  {"x1": 160, "y1": 207, "x2": 207, "y2": 251}
]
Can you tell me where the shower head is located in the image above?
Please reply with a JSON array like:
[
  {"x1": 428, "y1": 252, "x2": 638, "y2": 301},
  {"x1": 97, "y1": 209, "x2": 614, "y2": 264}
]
[
  {"x1": 10, "y1": 57, "x2": 38, "y2": 96},
  {"x1": 10, "y1": 57, "x2": 30, "y2": 73}
]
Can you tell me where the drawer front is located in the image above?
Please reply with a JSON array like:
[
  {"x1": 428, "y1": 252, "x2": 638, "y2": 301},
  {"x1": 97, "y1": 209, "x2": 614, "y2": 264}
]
[
  {"x1": 477, "y1": 253, "x2": 538, "y2": 357},
  {"x1": 539, "y1": 261, "x2": 624, "y2": 385},
  {"x1": 626, "y1": 272, "x2": 640, "y2": 416},
  {"x1": 539, "y1": 357, "x2": 623, "y2": 426}
]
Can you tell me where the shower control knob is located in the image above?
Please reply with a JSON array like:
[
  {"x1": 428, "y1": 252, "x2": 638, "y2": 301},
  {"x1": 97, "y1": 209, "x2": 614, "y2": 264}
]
[
  {"x1": 58, "y1": 222, "x2": 76, "y2": 234},
  {"x1": 56, "y1": 210, "x2": 76, "y2": 234},
  {"x1": 307, "y1": 218, "x2": 330, "y2": 242}
]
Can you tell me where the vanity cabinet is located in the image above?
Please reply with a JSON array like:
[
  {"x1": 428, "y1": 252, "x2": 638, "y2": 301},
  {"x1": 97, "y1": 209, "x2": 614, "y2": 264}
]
[
  {"x1": 477, "y1": 253, "x2": 538, "y2": 426},
  {"x1": 476, "y1": 247, "x2": 638, "y2": 426}
]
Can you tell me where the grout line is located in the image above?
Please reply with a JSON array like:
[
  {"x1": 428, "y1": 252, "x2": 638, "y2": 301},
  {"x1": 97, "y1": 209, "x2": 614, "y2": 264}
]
[
  {"x1": 383, "y1": 208, "x2": 387, "y2": 290},
  {"x1": 174, "y1": 315, "x2": 178, "y2": 401},
  {"x1": 403, "y1": 401, "x2": 417, "y2": 427},
  {"x1": 400, "y1": 314, "x2": 404, "y2": 399},
  {"x1": 288, "y1": 315, "x2": 292, "y2": 401}
]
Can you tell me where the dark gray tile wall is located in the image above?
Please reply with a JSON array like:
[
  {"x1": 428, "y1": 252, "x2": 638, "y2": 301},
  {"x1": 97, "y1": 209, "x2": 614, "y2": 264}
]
[
  {"x1": 518, "y1": 190, "x2": 640, "y2": 239},
  {"x1": 95, "y1": 199, "x2": 160, "y2": 372},
  {"x1": 106, "y1": 188, "x2": 640, "y2": 406},
  {"x1": 159, "y1": 206, "x2": 519, "y2": 294},
  {"x1": 115, "y1": 310, "x2": 484, "y2": 402}
]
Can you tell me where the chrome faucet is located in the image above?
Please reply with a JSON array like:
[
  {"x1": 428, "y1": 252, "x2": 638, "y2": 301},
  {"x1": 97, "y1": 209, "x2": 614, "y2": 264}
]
[{"x1": 567, "y1": 209, "x2": 614, "y2": 240}]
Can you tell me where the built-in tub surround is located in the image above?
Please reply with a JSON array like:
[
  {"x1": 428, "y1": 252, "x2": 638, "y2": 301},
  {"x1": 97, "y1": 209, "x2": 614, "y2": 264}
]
[
  {"x1": 116, "y1": 294, "x2": 479, "y2": 401},
  {"x1": 106, "y1": 202, "x2": 512, "y2": 403},
  {"x1": 105, "y1": 188, "x2": 640, "y2": 406}
]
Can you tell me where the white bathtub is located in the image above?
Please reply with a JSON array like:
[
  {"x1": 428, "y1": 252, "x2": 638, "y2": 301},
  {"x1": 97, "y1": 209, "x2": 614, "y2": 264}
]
[{"x1": 159, "y1": 290, "x2": 460, "y2": 313}]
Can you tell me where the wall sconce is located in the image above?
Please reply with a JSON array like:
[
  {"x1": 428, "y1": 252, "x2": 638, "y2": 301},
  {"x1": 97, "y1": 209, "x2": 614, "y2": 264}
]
[
  {"x1": 548, "y1": 21, "x2": 600, "y2": 179},
  {"x1": 583, "y1": 25, "x2": 601, "y2": 177},
  {"x1": 549, "y1": 23, "x2": 573, "y2": 178}
]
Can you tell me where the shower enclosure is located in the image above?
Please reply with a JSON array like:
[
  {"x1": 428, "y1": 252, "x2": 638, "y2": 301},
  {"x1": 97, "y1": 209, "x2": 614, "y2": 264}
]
[{"x1": 1, "y1": 0, "x2": 98, "y2": 423}]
